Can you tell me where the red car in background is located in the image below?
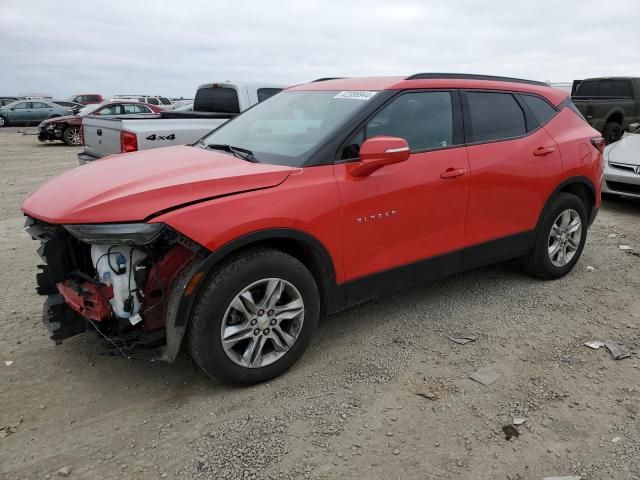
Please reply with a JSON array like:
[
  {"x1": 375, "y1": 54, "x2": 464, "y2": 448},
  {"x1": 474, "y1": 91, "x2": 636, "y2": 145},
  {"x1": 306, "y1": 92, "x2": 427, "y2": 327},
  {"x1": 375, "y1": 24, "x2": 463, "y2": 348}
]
[
  {"x1": 38, "y1": 101, "x2": 162, "y2": 145},
  {"x1": 23, "y1": 74, "x2": 603, "y2": 385},
  {"x1": 69, "y1": 94, "x2": 104, "y2": 105}
]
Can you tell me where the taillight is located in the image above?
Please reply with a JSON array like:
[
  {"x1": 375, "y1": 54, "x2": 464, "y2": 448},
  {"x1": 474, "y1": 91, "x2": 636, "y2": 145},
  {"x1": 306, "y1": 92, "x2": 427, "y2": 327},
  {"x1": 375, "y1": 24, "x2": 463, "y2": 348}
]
[
  {"x1": 591, "y1": 137, "x2": 605, "y2": 155},
  {"x1": 120, "y1": 131, "x2": 138, "y2": 153}
]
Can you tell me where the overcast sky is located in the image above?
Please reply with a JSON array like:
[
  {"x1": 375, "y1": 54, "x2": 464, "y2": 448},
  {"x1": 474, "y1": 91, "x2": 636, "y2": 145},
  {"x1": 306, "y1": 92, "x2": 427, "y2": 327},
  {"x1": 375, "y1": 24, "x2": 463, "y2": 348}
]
[{"x1": 1, "y1": 0, "x2": 637, "y2": 99}]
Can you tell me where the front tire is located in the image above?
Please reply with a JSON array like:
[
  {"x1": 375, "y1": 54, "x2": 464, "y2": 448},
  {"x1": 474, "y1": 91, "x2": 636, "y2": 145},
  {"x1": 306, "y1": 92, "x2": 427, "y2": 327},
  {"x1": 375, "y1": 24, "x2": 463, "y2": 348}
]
[
  {"x1": 63, "y1": 126, "x2": 81, "y2": 146},
  {"x1": 522, "y1": 193, "x2": 588, "y2": 279},
  {"x1": 0, "y1": 116, "x2": 7, "y2": 127},
  {"x1": 187, "y1": 248, "x2": 320, "y2": 385}
]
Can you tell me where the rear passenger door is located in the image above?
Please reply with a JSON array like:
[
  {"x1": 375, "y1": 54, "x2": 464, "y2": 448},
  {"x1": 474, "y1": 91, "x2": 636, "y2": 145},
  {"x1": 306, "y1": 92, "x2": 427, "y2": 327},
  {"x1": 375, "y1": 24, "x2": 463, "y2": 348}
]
[
  {"x1": 30, "y1": 102, "x2": 53, "y2": 121},
  {"x1": 462, "y1": 90, "x2": 563, "y2": 262}
]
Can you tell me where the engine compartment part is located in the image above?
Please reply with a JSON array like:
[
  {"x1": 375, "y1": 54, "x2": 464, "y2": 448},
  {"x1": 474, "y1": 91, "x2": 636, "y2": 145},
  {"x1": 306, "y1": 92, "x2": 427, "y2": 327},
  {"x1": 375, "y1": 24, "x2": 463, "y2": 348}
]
[{"x1": 91, "y1": 245, "x2": 147, "y2": 318}]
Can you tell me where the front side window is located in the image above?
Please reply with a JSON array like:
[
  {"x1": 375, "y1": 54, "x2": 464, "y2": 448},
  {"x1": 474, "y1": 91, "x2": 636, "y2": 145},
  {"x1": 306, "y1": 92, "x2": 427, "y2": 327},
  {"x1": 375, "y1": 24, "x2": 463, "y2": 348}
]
[
  {"x1": 31, "y1": 102, "x2": 48, "y2": 109},
  {"x1": 200, "y1": 90, "x2": 375, "y2": 167},
  {"x1": 599, "y1": 80, "x2": 632, "y2": 98},
  {"x1": 521, "y1": 94, "x2": 557, "y2": 126},
  {"x1": 341, "y1": 91, "x2": 455, "y2": 160},
  {"x1": 466, "y1": 92, "x2": 526, "y2": 143},
  {"x1": 158, "y1": 97, "x2": 172, "y2": 105},
  {"x1": 146, "y1": 98, "x2": 160, "y2": 105}
]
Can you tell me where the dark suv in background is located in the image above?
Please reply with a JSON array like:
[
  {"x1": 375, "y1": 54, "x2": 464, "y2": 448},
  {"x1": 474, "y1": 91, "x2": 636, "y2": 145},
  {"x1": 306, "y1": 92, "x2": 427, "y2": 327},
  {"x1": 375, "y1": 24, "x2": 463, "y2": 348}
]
[{"x1": 571, "y1": 77, "x2": 640, "y2": 144}]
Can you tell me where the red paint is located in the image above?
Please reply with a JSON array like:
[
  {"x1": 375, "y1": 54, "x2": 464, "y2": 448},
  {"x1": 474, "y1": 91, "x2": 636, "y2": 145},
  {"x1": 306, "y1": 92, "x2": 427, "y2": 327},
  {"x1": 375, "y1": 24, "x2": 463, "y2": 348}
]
[
  {"x1": 57, "y1": 280, "x2": 112, "y2": 322},
  {"x1": 141, "y1": 245, "x2": 196, "y2": 331},
  {"x1": 24, "y1": 77, "x2": 603, "y2": 292}
]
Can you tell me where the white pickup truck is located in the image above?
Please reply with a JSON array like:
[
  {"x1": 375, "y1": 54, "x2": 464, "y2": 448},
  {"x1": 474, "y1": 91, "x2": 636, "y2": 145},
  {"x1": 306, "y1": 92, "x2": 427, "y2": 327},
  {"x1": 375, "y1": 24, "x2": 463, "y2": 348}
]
[{"x1": 78, "y1": 82, "x2": 284, "y2": 164}]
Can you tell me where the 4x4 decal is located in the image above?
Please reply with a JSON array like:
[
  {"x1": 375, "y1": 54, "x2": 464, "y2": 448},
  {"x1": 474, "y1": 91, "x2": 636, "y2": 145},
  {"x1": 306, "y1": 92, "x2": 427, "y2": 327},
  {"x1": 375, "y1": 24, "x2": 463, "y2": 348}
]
[{"x1": 146, "y1": 133, "x2": 176, "y2": 141}]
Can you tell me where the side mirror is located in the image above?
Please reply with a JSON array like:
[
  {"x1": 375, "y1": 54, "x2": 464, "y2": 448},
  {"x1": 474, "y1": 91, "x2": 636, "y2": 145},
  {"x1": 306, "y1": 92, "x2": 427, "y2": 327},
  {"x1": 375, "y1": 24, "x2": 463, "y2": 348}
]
[
  {"x1": 628, "y1": 123, "x2": 640, "y2": 133},
  {"x1": 348, "y1": 136, "x2": 410, "y2": 177}
]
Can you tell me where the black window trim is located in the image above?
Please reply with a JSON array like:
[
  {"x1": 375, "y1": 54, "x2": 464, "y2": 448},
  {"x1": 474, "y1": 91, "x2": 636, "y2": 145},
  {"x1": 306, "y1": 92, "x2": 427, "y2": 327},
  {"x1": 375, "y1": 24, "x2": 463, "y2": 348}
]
[
  {"x1": 516, "y1": 92, "x2": 560, "y2": 132},
  {"x1": 333, "y1": 88, "x2": 465, "y2": 164},
  {"x1": 461, "y1": 89, "x2": 550, "y2": 147}
]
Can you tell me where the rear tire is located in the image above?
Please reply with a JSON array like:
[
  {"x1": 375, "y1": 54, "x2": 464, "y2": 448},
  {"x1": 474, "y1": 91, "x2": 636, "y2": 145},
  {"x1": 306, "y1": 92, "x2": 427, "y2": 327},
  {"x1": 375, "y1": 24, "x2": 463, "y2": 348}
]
[
  {"x1": 187, "y1": 248, "x2": 320, "y2": 385},
  {"x1": 63, "y1": 126, "x2": 81, "y2": 146},
  {"x1": 0, "y1": 116, "x2": 7, "y2": 127},
  {"x1": 522, "y1": 193, "x2": 588, "y2": 279},
  {"x1": 603, "y1": 121, "x2": 623, "y2": 144}
]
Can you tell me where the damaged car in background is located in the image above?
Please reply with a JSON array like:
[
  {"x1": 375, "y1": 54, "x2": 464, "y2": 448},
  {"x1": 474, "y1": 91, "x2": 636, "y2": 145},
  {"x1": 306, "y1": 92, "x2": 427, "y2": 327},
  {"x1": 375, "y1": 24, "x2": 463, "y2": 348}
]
[{"x1": 22, "y1": 74, "x2": 602, "y2": 385}]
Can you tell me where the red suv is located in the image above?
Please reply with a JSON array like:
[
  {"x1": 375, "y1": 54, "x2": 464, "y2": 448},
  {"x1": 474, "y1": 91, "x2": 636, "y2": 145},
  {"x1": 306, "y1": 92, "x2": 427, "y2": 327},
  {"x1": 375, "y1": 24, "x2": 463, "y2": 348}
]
[{"x1": 22, "y1": 74, "x2": 604, "y2": 385}]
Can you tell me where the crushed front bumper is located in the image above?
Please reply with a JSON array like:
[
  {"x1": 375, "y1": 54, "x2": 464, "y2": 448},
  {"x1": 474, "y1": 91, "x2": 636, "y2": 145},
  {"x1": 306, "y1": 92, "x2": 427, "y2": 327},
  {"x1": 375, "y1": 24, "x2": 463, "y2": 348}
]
[{"x1": 37, "y1": 124, "x2": 63, "y2": 142}]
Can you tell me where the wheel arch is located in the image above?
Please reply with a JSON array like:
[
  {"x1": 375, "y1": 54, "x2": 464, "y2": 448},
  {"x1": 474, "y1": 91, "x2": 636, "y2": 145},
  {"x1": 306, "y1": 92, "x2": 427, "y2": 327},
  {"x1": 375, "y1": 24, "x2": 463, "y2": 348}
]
[
  {"x1": 606, "y1": 110, "x2": 624, "y2": 125},
  {"x1": 163, "y1": 228, "x2": 342, "y2": 362},
  {"x1": 540, "y1": 176, "x2": 596, "y2": 230}
]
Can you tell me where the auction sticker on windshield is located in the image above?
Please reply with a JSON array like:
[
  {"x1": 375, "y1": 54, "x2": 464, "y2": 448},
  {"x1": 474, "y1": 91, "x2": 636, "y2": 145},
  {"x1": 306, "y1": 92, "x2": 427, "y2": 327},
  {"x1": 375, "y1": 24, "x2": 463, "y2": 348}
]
[{"x1": 333, "y1": 91, "x2": 378, "y2": 100}]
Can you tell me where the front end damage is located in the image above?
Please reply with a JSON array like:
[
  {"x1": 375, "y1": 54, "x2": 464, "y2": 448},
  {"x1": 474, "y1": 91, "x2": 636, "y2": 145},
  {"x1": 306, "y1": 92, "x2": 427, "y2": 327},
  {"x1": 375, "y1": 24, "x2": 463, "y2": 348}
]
[{"x1": 26, "y1": 217, "x2": 203, "y2": 358}]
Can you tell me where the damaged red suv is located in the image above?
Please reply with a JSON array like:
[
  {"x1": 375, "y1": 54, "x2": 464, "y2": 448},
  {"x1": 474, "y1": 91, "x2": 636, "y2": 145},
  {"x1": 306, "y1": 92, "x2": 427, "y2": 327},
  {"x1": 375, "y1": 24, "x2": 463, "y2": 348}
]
[{"x1": 22, "y1": 74, "x2": 604, "y2": 385}]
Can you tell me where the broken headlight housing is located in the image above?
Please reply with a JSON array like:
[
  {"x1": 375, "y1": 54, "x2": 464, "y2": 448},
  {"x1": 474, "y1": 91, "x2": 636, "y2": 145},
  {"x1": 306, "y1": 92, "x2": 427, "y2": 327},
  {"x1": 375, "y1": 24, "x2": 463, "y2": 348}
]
[{"x1": 63, "y1": 223, "x2": 165, "y2": 245}]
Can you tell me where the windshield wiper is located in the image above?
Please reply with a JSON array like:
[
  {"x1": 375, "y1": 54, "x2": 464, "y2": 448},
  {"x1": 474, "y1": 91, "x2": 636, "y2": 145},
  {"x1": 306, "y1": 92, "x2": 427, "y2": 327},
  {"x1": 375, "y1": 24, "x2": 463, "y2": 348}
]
[{"x1": 205, "y1": 143, "x2": 259, "y2": 163}]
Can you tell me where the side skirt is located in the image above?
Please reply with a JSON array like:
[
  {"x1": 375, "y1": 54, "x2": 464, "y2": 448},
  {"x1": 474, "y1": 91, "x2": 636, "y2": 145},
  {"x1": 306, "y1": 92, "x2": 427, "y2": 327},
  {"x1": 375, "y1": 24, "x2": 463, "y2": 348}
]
[{"x1": 338, "y1": 231, "x2": 534, "y2": 310}]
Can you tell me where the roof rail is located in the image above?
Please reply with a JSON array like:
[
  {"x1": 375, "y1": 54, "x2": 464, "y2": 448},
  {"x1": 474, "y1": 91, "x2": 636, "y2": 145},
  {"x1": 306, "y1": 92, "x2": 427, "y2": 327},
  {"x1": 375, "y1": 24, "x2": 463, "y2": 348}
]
[
  {"x1": 406, "y1": 73, "x2": 549, "y2": 87},
  {"x1": 311, "y1": 77, "x2": 347, "y2": 82}
]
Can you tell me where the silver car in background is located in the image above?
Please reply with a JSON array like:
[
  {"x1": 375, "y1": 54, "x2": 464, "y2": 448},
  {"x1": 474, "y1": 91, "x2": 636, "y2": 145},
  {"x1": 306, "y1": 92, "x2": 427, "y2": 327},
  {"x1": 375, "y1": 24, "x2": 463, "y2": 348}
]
[
  {"x1": 0, "y1": 100, "x2": 73, "y2": 127},
  {"x1": 602, "y1": 123, "x2": 640, "y2": 199}
]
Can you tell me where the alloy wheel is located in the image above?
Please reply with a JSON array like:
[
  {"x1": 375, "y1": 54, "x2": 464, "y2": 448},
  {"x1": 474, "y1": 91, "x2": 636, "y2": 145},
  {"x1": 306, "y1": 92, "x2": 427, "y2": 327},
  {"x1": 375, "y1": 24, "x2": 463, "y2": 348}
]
[
  {"x1": 65, "y1": 127, "x2": 81, "y2": 145},
  {"x1": 548, "y1": 209, "x2": 582, "y2": 267},
  {"x1": 221, "y1": 278, "x2": 305, "y2": 368},
  {"x1": 0, "y1": 116, "x2": 5, "y2": 127}
]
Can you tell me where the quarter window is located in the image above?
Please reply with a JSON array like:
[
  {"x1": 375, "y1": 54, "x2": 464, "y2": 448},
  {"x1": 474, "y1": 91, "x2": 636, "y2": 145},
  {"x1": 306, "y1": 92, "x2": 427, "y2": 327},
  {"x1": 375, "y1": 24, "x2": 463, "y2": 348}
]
[
  {"x1": 466, "y1": 92, "x2": 526, "y2": 143},
  {"x1": 521, "y1": 94, "x2": 557, "y2": 126},
  {"x1": 257, "y1": 88, "x2": 282, "y2": 102}
]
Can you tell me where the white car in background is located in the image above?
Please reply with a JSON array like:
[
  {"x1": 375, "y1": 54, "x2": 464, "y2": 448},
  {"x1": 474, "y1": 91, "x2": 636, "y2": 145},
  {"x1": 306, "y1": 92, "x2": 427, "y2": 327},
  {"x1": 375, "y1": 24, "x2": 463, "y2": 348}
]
[
  {"x1": 602, "y1": 123, "x2": 640, "y2": 199},
  {"x1": 113, "y1": 95, "x2": 174, "y2": 110}
]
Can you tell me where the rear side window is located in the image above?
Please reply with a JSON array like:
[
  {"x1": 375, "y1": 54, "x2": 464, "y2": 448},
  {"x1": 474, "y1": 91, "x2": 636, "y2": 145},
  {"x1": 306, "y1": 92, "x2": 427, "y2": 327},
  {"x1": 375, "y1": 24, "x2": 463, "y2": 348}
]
[
  {"x1": 257, "y1": 88, "x2": 282, "y2": 102},
  {"x1": 598, "y1": 79, "x2": 632, "y2": 98},
  {"x1": 521, "y1": 94, "x2": 557, "y2": 125},
  {"x1": 574, "y1": 81, "x2": 599, "y2": 97},
  {"x1": 86, "y1": 95, "x2": 100, "y2": 102},
  {"x1": 194, "y1": 87, "x2": 240, "y2": 113},
  {"x1": 466, "y1": 92, "x2": 526, "y2": 142}
]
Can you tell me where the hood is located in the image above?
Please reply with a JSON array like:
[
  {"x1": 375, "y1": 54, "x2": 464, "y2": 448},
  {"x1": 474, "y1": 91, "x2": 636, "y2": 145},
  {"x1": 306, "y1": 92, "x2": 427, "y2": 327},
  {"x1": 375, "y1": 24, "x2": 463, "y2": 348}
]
[
  {"x1": 40, "y1": 114, "x2": 81, "y2": 126},
  {"x1": 22, "y1": 146, "x2": 293, "y2": 224},
  {"x1": 607, "y1": 134, "x2": 640, "y2": 166}
]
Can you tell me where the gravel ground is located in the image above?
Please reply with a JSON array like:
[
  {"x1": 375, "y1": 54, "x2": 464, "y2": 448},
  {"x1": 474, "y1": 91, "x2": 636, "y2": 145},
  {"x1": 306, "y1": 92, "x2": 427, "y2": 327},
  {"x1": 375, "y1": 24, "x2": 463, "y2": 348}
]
[{"x1": 1, "y1": 127, "x2": 639, "y2": 480}]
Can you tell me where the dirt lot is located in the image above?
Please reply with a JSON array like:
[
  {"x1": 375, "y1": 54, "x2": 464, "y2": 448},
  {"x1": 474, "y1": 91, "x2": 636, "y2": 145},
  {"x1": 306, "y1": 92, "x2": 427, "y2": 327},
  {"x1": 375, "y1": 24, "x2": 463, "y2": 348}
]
[{"x1": 1, "y1": 127, "x2": 639, "y2": 480}]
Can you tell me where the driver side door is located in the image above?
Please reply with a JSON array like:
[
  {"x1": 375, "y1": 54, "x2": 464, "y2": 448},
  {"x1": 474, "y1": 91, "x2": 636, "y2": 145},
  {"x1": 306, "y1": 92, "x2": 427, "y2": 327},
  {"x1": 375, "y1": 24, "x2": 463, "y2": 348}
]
[
  {"x1": 333, "y1": 90, "x2": 470, "y2": 303},
  {"x1": 10, "y1": 102, "x2": 32, "y2": 123}
]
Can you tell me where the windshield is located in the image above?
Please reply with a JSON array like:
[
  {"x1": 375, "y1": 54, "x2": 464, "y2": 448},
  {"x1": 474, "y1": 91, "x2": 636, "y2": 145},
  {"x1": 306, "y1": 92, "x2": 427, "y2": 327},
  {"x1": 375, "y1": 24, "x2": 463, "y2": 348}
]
[
  {"x1": 78, "y1": 104, "x2": 103, "y2": 116},
  {"x1": 200, "y1": 90, "x2": 377, "y2": 167}
]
